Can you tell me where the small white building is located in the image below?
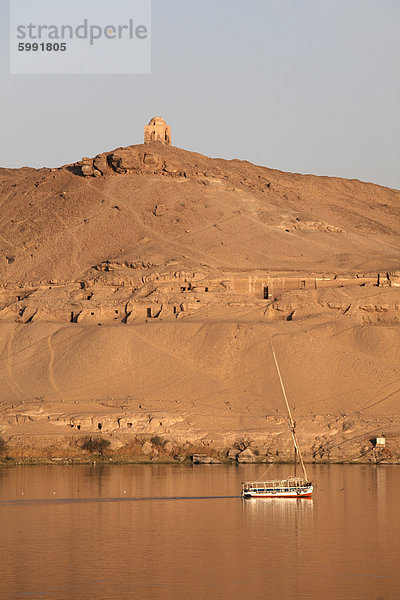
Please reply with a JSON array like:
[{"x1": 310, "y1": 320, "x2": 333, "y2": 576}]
[{"x1": 374, "y1": 436, "x2": 386, "y2": 447}]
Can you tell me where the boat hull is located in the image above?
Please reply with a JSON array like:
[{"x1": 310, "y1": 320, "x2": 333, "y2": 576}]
[{"x1": 243, "y1": 486, "x2": 313, "y2": 499}]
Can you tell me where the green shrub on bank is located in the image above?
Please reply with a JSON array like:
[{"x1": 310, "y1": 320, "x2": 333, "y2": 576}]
[
  {"x1": 81, "y1": 437, "x2": 111, "y2": 455},
  {"x1": 0, "y1": 436, "x2": 7, "y2": 455},
  {"x1": 150, "y1": 436, "x2": 164, "y2": 446}
]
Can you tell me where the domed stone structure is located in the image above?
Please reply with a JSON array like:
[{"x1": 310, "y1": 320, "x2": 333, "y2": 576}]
[{"x1": 144, "y1": 116, "x2": 171, "y2": 145}]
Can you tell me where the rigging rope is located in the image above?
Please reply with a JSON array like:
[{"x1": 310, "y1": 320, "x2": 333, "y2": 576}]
[
  {"x1": 269, "y1": 338, "x2": 309, "y2": 481},
  {"x1": 254, "y1": 462, "x2": 275, "y2": 481}
]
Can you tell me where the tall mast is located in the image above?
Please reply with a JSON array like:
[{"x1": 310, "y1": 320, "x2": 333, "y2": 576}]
[{"x1": 269, "y1": 338, "x2": 309, "y2": 481}]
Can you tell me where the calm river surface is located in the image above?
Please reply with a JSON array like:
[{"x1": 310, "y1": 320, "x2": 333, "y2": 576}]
[{"x1": 0, "y1": 463, "x2": 399, "y2": 600}]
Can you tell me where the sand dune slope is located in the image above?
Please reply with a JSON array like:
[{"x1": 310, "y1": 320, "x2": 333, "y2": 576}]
[{"x1": 0, "y1": 144, "x2": 399, "y2": 461}]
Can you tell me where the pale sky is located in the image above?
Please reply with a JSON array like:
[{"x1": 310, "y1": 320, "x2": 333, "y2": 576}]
[{"x1": 0, "y1": 0, "x2": 399, "y2": 189}]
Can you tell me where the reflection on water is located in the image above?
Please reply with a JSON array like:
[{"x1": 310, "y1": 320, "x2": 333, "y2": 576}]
[
  {"x1": 243, "y1": 496, "x2": 314, "y2": 540},
  {"x1": 243, "y1": 495, "x2": 313, "y2": 514},
  {"x1": 0, "y1": 464, "x2": 399, "y2": 600}
]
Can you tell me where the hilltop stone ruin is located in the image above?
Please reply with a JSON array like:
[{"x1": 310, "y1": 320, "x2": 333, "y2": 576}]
[{"x1": 144, "y1": 116, "x2": 171, "y2": 145}]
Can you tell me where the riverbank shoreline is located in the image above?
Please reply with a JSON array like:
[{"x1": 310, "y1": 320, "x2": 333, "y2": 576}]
[{"x1": 1, "y1": 453, "x2": 399, "y2": 467}]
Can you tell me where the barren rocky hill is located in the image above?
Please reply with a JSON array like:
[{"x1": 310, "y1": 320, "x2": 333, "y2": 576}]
[
  {"x1": 1, "y1": 143, "x2": 399, "y2": 284},
  {"x1": 0, "y1": 143, "x2": 399, "y2": 463}
]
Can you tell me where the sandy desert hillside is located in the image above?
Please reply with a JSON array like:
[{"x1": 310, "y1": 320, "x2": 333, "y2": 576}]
[{"x1": 0, "y1": 142, "x2": 399, "y2": 463}]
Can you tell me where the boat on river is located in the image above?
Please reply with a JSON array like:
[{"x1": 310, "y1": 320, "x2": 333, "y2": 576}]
[{"x1": 242, "y1": 339, "x2": 313, "y2": 499}]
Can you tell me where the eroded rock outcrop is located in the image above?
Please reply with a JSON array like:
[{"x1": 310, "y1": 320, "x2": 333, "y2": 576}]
[{"x1": 77, "y1": 147, "x2": 166, "y2": 177}]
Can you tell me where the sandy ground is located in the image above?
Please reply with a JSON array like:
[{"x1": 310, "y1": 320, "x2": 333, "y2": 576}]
[{"x1": 0, "y1": 143, "x2": 399, "y2": 462}]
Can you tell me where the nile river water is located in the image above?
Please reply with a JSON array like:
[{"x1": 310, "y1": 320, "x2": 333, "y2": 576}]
[{"x1": 0, "y1": 463, "x2": 399, "y2": 599}]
